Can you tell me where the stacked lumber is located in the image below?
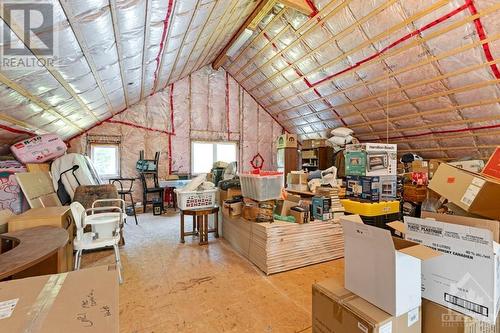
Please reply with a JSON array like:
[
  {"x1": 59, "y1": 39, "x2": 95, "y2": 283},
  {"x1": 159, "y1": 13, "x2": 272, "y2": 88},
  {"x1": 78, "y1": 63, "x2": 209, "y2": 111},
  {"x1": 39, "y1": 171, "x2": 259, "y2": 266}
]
[{"x1": 222, "y1": 215, "x2": 344, "y2": 275}]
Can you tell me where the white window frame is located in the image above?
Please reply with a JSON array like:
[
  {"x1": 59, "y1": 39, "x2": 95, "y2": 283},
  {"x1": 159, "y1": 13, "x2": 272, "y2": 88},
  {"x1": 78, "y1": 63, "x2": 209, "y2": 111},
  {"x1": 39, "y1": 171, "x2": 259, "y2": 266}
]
[
  {"x1": 90, "y1": 143, "x2": 121, "y2": 179},
  {"x1": 191, "y1": 141, "x2": 238, "y2": 175}
]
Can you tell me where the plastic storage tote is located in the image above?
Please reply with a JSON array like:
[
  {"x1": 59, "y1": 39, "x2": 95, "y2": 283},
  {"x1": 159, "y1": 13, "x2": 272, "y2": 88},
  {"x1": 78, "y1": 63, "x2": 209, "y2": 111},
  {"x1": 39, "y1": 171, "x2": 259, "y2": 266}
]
[
  {"x1": 175, "y1": 189, "x2": 217, "y2": 210},
  {"x1": 239, "y1": 171, "x2": 283, "y2": 202},
  {"x1": 340, "y1": 199, "x2": 400, "y2": 216}
]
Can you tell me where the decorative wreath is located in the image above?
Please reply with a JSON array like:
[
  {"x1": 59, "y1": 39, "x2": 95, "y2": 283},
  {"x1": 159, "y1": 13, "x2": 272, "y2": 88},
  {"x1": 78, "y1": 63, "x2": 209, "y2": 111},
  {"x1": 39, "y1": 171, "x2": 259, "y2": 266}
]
[{"x1": 250, "y1": 153, "x2": 264, "y2": 170}]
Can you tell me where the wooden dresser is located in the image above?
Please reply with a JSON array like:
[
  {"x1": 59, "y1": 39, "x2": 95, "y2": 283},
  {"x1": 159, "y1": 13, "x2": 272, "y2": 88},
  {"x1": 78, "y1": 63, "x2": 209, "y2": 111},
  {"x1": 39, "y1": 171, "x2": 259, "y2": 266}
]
[{"x1": 8, "y1": 207, "x2": 74, "y2": 272}]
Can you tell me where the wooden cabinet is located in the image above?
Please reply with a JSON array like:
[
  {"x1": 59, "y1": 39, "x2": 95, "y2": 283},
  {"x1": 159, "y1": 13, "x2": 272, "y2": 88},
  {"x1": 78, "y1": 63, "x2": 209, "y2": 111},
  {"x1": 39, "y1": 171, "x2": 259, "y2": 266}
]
[
  {"x1": 301, "y1": 147, "x2": 333, "y2": 171},
  {"x1": 8, "y1": 207, "x2": 74, "y2": 272}
]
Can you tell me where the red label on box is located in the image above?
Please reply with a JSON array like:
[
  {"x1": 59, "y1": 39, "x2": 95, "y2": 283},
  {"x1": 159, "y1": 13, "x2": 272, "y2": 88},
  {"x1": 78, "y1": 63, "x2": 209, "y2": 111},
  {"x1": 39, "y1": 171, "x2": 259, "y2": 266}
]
[
  {"x1": 482, "y1": 147, "x2": 500, "y2": 180},
  {"x1": 447, "y1": 177, "x2": 455, "y2": 184}
]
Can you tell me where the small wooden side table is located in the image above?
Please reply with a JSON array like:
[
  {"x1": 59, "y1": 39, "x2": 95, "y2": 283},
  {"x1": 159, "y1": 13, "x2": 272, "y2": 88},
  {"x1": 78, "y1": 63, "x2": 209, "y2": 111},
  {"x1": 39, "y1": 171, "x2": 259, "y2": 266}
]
[{"x1": 180, "y1": 206, "x2": 219, "y2": 245}]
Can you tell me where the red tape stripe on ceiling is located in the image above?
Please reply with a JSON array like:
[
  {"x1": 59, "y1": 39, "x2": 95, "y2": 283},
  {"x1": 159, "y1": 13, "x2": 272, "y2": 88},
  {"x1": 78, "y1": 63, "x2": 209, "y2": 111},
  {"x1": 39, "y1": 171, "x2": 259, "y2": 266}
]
[
  {"x1": 151, "y1": 0, "x2": 175, "y2": 95},
  {"x1": 367, "y1": 123, "x2": 500, "y2": 141},
  {"x1": 0, "y1": 124, "x2": 34, "y2": 136},
  {"x1": 311, "y1": 2, "x2": 470, "y2": 87},
  {"x1": 168, "y1": 83, "x2": 175, "y2": 174},
  {"x1": 467, "y1": 0, "x2": 500, "y2": 79},
  {"x1": 262, "y1": 32, "x2": 347, "y2": 127},
  {"x1": 226, "y1": 71, "x2": 231, "y2": 140},
  {"x1": 305, "y1": 0, "x2": 319, "y2": 18}
]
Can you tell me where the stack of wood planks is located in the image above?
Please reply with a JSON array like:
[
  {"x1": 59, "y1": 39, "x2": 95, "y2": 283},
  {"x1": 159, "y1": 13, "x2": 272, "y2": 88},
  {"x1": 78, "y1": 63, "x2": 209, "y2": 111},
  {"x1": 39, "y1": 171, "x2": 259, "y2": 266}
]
[{"x1": 222, "y1": 215, "x2": 344, "y2": 275}]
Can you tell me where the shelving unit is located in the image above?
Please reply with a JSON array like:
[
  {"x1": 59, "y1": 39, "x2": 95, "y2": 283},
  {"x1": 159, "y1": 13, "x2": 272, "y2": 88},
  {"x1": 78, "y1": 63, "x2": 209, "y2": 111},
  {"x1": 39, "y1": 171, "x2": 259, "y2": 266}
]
[{"x1": 300, "y1": 147, "x2": 333, "y2": 171}]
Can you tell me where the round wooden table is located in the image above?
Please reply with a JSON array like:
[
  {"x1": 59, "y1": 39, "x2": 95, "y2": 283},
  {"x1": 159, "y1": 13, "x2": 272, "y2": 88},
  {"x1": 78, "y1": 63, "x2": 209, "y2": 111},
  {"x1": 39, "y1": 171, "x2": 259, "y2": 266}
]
[
  {"x1": 180, "y1": 206, "x2": 219, "y2": 245},
  {"x1": 0, "y1": 226, "x2": 69, "y2": 280}
]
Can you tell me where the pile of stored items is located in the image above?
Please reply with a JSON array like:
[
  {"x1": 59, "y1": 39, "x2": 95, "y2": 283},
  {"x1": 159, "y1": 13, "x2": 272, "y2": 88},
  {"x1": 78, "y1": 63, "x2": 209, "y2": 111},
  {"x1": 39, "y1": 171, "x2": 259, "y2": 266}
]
[
  {"x1": 313, "y1": 146, "x2": 500, "y2": 332},
  {"x1": 221, "y1": 165, "x2": 345, "y2": 275}
]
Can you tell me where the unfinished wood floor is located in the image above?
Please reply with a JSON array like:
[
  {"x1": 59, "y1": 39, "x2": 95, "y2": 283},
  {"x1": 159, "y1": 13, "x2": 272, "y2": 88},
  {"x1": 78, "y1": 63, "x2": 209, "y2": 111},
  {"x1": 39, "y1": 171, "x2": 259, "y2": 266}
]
[{"x1": 82, "y1": 213, "x2": 344, "y2": 333}]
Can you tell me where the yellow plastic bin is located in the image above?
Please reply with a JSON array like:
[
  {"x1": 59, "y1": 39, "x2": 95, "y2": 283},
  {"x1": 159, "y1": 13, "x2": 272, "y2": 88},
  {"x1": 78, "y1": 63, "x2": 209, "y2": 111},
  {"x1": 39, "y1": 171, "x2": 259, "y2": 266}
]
[{"x1": 340, "y1": 199, "x2": 400, "y2": 217}]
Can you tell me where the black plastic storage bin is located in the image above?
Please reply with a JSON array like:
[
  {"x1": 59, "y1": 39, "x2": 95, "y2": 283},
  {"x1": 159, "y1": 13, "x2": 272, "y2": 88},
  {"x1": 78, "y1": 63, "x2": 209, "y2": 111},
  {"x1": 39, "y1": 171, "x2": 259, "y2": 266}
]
[{"x1": 360, "y1": 213, "x2": 401, "y2": 231}]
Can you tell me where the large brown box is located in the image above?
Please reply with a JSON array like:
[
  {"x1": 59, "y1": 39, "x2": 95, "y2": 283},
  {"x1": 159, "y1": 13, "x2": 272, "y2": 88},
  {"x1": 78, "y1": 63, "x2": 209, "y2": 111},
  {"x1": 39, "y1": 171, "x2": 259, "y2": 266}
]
[
  {"x1": 422, "y1": 299, "x2": 499, "y2": 333},
  {"x1": 219, "y1": 188, "x2": 242, "y2": 204},
  {"x1": 8, "y1": 207, "x2": 74, "y2": 272},
  {"x1": 313, "y1": 278, "x2": 421, "y2": 333},
  {"x1": 0, "y1": 265, "x2": 118, "y2": 333},
  {"x1": 303, "y1": 139, "x2": 327, "y2": 149},
  {"x1": 428, "y1": 163, "x2": 500, "y2": 220}
]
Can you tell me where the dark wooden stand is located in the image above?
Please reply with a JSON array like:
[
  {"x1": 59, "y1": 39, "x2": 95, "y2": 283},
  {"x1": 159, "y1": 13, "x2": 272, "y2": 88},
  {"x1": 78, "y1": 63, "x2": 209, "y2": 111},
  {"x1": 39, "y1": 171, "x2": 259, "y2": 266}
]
[{"x1": 180, "y1": 206, "x2": 219, "y2": 245}]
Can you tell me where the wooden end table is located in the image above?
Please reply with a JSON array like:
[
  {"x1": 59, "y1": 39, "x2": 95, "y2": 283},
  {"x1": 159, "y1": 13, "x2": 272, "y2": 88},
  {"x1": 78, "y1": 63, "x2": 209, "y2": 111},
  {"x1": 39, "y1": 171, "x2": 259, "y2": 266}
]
[{"x1": 180, "y1": 206, "x2": 219, "y2": 245}]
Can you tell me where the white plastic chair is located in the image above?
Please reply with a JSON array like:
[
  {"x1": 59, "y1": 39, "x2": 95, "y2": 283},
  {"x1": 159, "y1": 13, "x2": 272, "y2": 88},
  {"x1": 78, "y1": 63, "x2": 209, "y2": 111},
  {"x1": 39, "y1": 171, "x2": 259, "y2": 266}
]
[{"x1": 70, "y1": 199, "x2": 125, "y2": 283}]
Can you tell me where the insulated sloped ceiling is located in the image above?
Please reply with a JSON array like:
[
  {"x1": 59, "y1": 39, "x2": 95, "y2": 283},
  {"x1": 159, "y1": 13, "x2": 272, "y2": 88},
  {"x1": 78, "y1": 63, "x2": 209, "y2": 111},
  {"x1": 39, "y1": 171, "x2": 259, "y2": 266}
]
[
  {"x1": 0, "y1": 0, "x2": 498, "y2": 161},
  {"x1": 223, "y1": 0, "x2": 500, "y2": 159},
  {"x1": 0, "y1": 0, "x2": 259, "y2": 153}
]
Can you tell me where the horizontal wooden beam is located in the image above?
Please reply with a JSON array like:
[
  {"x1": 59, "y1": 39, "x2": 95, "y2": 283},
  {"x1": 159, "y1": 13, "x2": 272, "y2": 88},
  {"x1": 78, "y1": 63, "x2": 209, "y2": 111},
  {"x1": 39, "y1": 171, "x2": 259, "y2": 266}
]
[
  {"x1": 280, "y1": 0, "x2": 313, "y2": 16},
  {"x1": 213, "y1": 0, "x2": 273, "y2": 70}
]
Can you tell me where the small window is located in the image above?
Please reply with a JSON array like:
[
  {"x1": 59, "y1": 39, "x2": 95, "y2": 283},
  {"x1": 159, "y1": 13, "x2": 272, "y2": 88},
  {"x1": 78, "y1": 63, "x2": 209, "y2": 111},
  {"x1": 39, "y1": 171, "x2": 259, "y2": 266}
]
[
  {"x1": 90, "y1": 144, "x2": 120, "y2": 178},
  {"x1": 191, "y1": 141, "x2": 238, "y2": 174}
]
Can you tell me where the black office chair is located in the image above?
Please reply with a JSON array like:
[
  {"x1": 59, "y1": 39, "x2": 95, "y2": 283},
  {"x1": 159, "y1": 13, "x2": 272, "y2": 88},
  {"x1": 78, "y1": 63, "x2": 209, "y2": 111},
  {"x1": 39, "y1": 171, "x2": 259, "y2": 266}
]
[
  {"x1": 138, "y1": 151, "x2": 164, "y2": 214},
  {"x1": 109, "y1": 178, "x2": 138, "y2": 225}
]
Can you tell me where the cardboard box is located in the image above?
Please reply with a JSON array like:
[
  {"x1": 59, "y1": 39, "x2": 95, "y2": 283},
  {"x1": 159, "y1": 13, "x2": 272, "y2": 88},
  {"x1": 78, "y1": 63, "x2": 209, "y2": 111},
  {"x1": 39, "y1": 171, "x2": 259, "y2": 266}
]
[
  {"x1": 290, "y1": 207, "x2": 308, "y2": 224},
  {"x1": 303, "y1": 139, "x2": 327, "y2": 149},
  {"x1": 312, "y1": 196, "x2": 331, "y2": 221},
  {"x1": 400, "y1": 217, "x2": 500, "y2": 324},
  {"x1": 428, "y1": 163, "x2": 500, "y2": 220},
  {"x1": 341, "y1": 216, "x2": 439, "y2": 316},
  {"x1": 360, "y1": 175, "x2": 398, "y2": 202},
  {"x1": 345, "y1": 175, "x2": 362, "y2": 198},
  {"x1": 0, "y1": 265, "x2": 118, "y2": 332},
  {"x1": 222, "y1": 200, "x2": 242, "y2": 217},
  {"x1": 449, "y1": 160, "x2": 485, "y2": 173},
  {"x1": 241, "y1": 199, "x2": 275, "y2": 222},
  {"x1": 287, "y1": 172, "x2": 308, "y2": 191},
  {"x1": 313, "y1": 278, "x2": 421, "y2": 333},
  {"x1": 428, "y1": 159, "x2": 442, "y2": 179},
  {"x1": 422, "y1": 299, "x2": 499, "y2": 333},
  {"x1": 421, "y1": 211, "x2": 500, "y2": 243},
  {"x1": 411, "y1": 160, "x2": 429, "y2": 174},
  {"x1": 277, "y1": 133, "x2": 298, "y2": 148},
  {"x1": 345, "y1": 143, "x2": 398, "y2": 176},
  {"x1": 483, "y1": 147, "x2": 500, "y2": 180},
  {"x1": 301, "y1": 150, "x2": 317, "y2": 159},
  {"x1": 219, "y1": 188, "x2": 242, "y2": 204},
  {"x1": 345, "y1": 151, "x2": 367, "y2": 176}
]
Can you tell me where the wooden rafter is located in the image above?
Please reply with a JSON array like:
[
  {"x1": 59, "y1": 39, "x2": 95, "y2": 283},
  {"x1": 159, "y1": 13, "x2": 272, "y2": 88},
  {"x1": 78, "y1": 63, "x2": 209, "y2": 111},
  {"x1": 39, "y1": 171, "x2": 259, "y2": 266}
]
[
  {"x1": 191, "y1": 1, "x2": 241, "y2": 73},
  {"x1": 250, "y1": 0, "x2": 403, "y2": 93},
  {"x1": 282, "y1": 58, "x2": 500, "y2": 123},
  {"x1": 291, "y1": 79, "x2": 500, "y2": 129},
  {"x1": 109, "y1": 0, "x2": 130, "y2": 108},
  {"x1": 201, "y1": 0, "x2": 257, "y2": 71},
  {"x1": 59, "y1": 1, "x2": 116, "y2": 114},
  {"x1": 273, "y1": 34, "x2": 500, "y2": 115},
  {"x1": 213, "y1": 0, "x2": 275, "y2": 70},
  {"x1": 227, "y1": 8, "x2": 286, "y2": 71},
  {"x1": 280, "y1": 0, "x2": 313, "y2": 16},
  {"x1": 239, "y1": 0, "x2": 351, "y2": 85}
]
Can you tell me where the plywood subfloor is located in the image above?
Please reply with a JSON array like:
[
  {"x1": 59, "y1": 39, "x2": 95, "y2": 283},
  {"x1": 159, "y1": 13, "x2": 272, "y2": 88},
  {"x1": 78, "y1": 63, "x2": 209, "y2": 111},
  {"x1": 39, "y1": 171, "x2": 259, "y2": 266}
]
[{"x1": 82, "y1": 213, "x2": 344, "y2": 333}]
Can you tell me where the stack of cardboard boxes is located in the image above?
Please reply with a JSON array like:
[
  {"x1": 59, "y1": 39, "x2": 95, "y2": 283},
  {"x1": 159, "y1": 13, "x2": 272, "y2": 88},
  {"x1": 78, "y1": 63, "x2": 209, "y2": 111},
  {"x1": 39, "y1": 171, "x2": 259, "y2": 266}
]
[
  {"x1": 344, "y1": 143, "x2": 398, "y2": 202},
  {"x1": 313, "y1": 212, "x2": 500, "y2": 332}
]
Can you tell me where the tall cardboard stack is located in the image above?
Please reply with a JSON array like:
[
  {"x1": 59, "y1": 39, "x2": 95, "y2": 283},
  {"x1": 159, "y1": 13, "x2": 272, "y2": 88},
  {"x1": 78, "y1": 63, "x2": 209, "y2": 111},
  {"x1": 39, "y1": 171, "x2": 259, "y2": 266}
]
[
  {"x1": 313, "y1": 215, "x2": 427, "y2": 333},
  {"x1": 344, "y1": 143, "x2": 398, "y2": 202}
]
